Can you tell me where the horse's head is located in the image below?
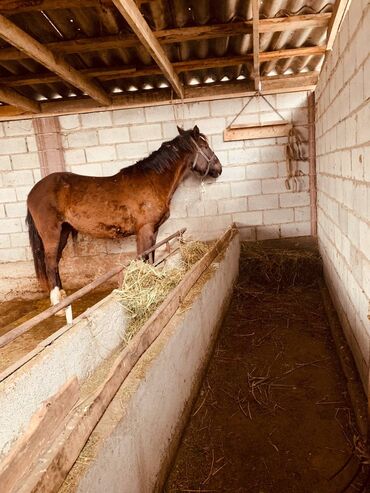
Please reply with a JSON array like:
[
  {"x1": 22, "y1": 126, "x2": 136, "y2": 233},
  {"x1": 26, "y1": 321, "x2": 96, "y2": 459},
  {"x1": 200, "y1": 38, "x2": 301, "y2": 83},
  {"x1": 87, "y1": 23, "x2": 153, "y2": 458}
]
[{"x1": 177, "y1": 125, "x2": 222, "y2": 178}]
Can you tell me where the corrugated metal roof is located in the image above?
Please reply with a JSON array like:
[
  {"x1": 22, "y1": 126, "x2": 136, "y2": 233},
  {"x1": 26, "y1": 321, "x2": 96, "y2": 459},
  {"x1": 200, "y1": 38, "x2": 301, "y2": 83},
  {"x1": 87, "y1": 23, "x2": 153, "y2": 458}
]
[{"x1": 0, "y1": 0, "x2": 334, "y2": 105}]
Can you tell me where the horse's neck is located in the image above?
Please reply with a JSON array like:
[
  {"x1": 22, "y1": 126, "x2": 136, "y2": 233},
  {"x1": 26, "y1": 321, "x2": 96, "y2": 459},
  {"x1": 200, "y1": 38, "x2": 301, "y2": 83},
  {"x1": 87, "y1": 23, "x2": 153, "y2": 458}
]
[
  {"x1": 159, "y1": 157, "x2": 190, "y2": 203},
  {"x1": 168, "y1": 156, "x2": 190, "y2": 201}
]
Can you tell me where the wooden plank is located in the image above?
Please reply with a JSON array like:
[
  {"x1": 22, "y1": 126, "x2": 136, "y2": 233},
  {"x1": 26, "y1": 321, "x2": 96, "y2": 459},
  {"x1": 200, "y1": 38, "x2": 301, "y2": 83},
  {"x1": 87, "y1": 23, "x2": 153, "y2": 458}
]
[
  {"x1": 261, "y1": 71, "x2": 318, "y2": 91},
  {"x1": 0, "y1": 72, "x2": 319, "y2": 122},
  {"x1": 252, "y1": 0, "x2": 260, "y2": 91},
  {"x1": 259, "y1": 45, "x2": 326, "y2": 62},
  {"x1": 326, "y1": 0, "x2": 351, "y2": 50},
  {"x1": 0, "y1": 14, "x2": 111, "y2": 106},
  {"x1": 0, "y1": 48, "x2": 325, "y2": 88},
  {"x1": 0, "y1": 14, "x2": 332, "y2": 62},
  {"x1": 230, "y1": 120, "x2": 289, "y2": 129},
  {"x1": 259, "y1": 12, "x2": 331, "y2": 33},
  {"x1": 112, "y1": 0, "x2": 183, "y2": 98},
  {"x1": 224, "y1": 123, "x2": 292, "y2": 141},
  {"x1": 17, "y1": 226, "x2": 238, "y2": 493},
  {"x1": 0, "y1": 378, "x2": 79, "y2": 493},
  {"x1": 0, "y1": 85, "x2": 39, "y2": 112}
]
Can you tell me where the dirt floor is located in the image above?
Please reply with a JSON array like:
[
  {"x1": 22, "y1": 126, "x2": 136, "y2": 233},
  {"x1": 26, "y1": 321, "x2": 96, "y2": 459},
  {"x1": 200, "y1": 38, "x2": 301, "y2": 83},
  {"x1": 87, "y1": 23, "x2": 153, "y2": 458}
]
[
  {"x1": 165, "y1": 240, "x2": 370, "y2": 493},
  {"x1": 0, "y1": 288, "x2": 112, "y2": 374}
]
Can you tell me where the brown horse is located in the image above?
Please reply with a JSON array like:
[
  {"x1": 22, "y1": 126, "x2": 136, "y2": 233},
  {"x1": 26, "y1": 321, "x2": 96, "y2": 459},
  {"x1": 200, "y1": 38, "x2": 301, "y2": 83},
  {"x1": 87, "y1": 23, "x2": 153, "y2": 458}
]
[{"x1": 26, "y1": 125, "x2": 222, "y2": 313}]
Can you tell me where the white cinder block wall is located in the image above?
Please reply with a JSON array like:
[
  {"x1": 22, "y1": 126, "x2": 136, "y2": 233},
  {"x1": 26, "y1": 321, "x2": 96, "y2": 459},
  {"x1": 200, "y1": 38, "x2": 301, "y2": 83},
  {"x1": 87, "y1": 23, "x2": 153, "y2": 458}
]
[
  {"x1": 315, "y1": 0, "x2": 370, "y2": 387},
  {"x1": 0, "y1": 91, "x2": 310, "y2": 297}
]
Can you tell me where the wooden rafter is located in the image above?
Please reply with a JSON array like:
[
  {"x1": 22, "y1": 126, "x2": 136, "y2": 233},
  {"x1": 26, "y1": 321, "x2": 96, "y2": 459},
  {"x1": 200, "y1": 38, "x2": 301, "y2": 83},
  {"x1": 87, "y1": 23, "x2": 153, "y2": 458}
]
[
  {"x1": 0, "y1": 14, "x2": 111, "y2": 106},
  {"x1": 259, "y1": 12, "x2": 331, "y2": 32},
  {"x1": 0, "y1": 72, "x2": 319, "y2": 121},
  {"x1": 112, "y1": 0, "x2": 183, "y2": 98},
  {"x1": 252, "y1": 0, "x2": 260, "y2": 90},
  {"x1": 326, "y1": 0, "x2": 351, "y2": 50},
  {"x1": 0, "y1": 85, "x2": 39, "y2": 112},
  {"x1": 0, "y1": 47, "x2": 326, "y2": 87},
  {"x1": 0, "y1": 0, "x2": 107, "y2": 14},
  {"x1": 0, "y1": 14, "x2": 331, "y2": 62}
]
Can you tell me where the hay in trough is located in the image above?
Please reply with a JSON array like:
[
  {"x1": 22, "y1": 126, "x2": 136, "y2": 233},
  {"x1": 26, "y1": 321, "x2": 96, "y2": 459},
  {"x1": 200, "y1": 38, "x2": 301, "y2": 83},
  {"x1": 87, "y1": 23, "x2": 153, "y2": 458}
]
[{"x1": 115, "y1": 240, "x2": 211, "y2": 341}]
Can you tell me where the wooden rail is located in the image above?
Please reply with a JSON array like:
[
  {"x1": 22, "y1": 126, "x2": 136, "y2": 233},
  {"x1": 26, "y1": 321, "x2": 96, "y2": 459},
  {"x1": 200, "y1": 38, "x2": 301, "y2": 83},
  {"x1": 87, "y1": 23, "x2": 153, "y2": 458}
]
[{"x1": 0, "y1": 229, "x2": 186, "y2": 349}]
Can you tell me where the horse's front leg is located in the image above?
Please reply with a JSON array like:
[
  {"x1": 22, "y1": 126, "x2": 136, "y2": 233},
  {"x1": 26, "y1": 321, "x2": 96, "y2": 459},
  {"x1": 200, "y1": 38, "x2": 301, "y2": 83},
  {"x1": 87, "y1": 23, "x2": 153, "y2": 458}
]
[{"x1": 136, "y1": 223, "x2": 157, "y2": 263}]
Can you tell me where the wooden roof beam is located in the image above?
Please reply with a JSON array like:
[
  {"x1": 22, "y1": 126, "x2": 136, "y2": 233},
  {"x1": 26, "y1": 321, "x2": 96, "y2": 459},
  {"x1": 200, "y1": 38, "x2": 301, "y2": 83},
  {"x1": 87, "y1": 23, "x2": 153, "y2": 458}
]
[
  {"x1": 0, "y1": 14, "x2": 332, "y2": 62},
  {"x1": 326, "y1": 0, "x2": 351, "y2": 50},
  {"x1": 0, "y1": 47, "x2": 326, "y2": 87},
  {"x1": 0, "y1": 86, "x2": 39, "y2": 113},
  {"x1": 0, "y1": 72, "x2": 319, "y2": 121},
  {"x1": 112, "y1": 0, "x2": 183, "y2": 98},
  {"x1": 0, "y1": 15, "x2": 111, "y2": 106},
  {"x1": 252, "y1": 0, "x2": 260, "y2": 91},
  {"x1": 259, "y1": 12, "x2": 331, "y2": 32}
]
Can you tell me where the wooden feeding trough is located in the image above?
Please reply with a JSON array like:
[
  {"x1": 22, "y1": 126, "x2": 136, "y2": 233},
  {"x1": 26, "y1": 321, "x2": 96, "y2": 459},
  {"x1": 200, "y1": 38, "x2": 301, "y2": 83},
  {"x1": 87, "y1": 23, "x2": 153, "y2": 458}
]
[
  {"x1": 224, "y1": 92, "x2": 292, "y2": 142},
  {"x1": 0, "y1": 226, "x2": 240, "y2": 493}
]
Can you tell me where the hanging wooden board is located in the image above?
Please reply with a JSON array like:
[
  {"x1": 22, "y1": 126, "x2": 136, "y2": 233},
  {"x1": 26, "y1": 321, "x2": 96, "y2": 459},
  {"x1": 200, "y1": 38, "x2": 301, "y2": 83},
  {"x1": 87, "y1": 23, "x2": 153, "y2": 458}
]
[{"x1": 224, "y1": 120, "x2": 292, "y2": 141}]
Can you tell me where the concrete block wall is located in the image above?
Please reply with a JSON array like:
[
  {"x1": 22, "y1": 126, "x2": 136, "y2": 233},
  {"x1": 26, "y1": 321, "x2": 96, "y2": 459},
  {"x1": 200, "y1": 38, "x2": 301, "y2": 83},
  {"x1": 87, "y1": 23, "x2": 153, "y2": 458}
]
[
  {"x1": 0, "y1": 120, "x2": 40, "y2": 264},
  {"x1": 0, "y1": 91, "x2": 310, "y2": 297},
  {"x1": 315, "y1": 0, "x2": 370, "y2": 387}
]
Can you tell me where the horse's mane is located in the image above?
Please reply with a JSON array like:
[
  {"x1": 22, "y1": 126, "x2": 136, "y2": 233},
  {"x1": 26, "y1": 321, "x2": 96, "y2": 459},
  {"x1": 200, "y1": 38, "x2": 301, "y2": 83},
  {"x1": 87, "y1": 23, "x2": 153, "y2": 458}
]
[{"x1": 123, "y1": 130, "x2": 205, "y2": 175}]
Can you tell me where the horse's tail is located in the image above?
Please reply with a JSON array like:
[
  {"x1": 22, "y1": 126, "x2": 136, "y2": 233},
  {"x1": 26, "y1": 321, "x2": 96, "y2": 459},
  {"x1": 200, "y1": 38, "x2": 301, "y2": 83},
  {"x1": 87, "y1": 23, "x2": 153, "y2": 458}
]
[{"x1": 26, "y1": 209, "x2": 48, "y2": 290}]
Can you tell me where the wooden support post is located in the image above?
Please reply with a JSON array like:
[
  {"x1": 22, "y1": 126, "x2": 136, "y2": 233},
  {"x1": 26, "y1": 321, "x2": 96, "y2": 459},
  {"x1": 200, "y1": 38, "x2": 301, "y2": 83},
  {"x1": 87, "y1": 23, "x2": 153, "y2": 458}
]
[
  {"x1": 0, "y1": 14, "x2": 111, "y2": 106},
  {"x1": 112, "y1": 0, "x2": 184, "y2": 98},
  {"x1": 308, "y1": 92, "x2": 317, "y2": 237},
  {"x1": 252, "y1": 0, "x2": 260, "y2": 91},
  {"x1": 33, "y1": 117, "x2": 66, "y2": 177}
]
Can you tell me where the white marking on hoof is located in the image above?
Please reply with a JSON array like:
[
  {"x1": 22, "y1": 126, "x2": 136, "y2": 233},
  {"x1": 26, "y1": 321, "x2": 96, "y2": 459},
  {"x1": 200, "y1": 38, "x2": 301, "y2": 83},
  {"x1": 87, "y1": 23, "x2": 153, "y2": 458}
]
[
  {"x1": 50, "y1": 286, "x2": 61, "y2": 306},
  {"x1": 65, "y1": 305, "x2": 73, "y2": 324}
]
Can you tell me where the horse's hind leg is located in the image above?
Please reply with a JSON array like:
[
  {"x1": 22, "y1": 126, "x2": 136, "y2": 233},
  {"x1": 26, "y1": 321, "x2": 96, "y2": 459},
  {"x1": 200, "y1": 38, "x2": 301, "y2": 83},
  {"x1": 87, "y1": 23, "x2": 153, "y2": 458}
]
[
  {"x1": 37, "y1": 221, "x2": 68, "y2": 317},
  {"x1": 56, "y1": 223, "x2": 74, "y2": 323}
]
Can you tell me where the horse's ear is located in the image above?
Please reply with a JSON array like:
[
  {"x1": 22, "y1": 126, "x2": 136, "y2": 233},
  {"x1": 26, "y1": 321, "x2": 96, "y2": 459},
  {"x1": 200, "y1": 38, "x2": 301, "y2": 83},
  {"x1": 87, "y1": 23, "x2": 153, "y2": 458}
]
[
  {"x1": 193, "y1": 125, "x2": 200, "y2": 137},
  {"x1": 177, "y1": 125, "x2": 185, "y2": 135}
]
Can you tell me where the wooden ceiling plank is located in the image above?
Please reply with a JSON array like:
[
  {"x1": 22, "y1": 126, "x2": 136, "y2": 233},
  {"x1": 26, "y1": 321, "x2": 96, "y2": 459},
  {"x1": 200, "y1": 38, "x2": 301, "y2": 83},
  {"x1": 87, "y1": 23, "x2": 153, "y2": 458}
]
[
  {"x1": 0, "y1": 85, "x2": 39, "y2": 112},
  {"x1": 252, "y1": 0, "x2": 260, "y2": 90},
  {"x1": 0, "y1": 14, "x2": 111, "y2": 105},
  {"x1": 0, "y1": 72, "x2": 318, "y2": 121},
  {"x1": 326, "y1": 0, "x2": 351, "y2": 50},
  {"x1": 259, "y1": 45, "x2": 326, "y2": 61},
  {"x1": 112, "y1": 0, "x2": 183, "y2": 98},
  {"x1": 259, "y1": 12, "x2": 331, "y2": 33},
  {"x1": 0, "y1": 14, "x2": 332, "y2": 62}
]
